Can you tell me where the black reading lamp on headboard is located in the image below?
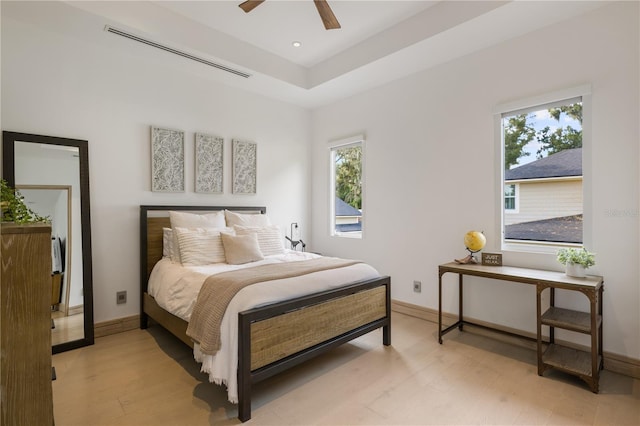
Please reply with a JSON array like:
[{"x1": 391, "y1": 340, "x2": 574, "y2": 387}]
[{"x1": 285, "y1": 222, "x2": 306, "y2": 252}]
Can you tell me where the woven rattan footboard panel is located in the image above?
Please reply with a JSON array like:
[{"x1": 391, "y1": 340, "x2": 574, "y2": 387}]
[{"x1": 250, "y1": 286, "x2": 386, "y2": 370}]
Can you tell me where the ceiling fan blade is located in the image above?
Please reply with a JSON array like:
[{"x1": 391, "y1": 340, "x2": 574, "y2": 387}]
[
  {"x1": 239, "y1": 0, "x2": 265, "y2": 13},
  {"x1": 313, "y1": 0, "x2": 341, "y2": 30}
]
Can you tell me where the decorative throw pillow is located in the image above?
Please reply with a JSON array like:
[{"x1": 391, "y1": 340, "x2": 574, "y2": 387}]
[
  {"x1": 220, "y1": 232, "x2": 264, "y2": 265},
  {"x1": 224, "y1": 210, "x2": 271, "y2": 227},
  {"x1": 169, "y1": 211, "x2": 226, "y2": 262},
  {"x1": 234, "y1": 225, "x2": 285, "y2": 256},
  {"x1": 174, "y1": 227, "x2": 227, "y2": 266}
]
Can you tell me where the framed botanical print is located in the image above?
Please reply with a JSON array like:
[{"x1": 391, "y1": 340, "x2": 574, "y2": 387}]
[
  {"x1": 232, "y1": 139, "x2": 257, "y2": 195},
  {"x1": 195, "y1": 133, "x2": 223, "y2": 194},
  {"x1": 151, "y1": 126, "x2": 184, "y2": 192}
]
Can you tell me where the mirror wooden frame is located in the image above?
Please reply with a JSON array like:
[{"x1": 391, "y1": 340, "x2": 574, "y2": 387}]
[{"x1": 3, "y1": 131, "x2": 94, "y2": 353}]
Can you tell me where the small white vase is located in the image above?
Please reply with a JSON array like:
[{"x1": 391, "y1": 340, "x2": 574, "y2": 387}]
[{"x1": 565, "y1": 262, "x2": 586, "y2": 278}]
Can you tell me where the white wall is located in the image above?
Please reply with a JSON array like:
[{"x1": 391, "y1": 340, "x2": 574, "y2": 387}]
[
  {"x1": 311, "y1": 2, "x2": 639, "y2": 359},
  {"x1": 1, "y1": 2, "x2": 311, "y2": 323}
]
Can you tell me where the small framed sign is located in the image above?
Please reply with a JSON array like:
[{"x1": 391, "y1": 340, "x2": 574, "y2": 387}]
[{"x1": 482, "y1": 252, "x2": 503, "y2": 266}]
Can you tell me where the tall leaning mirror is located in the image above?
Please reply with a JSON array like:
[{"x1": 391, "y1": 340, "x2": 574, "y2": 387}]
[{"x1": 3, "y1": 131, "x2": 94, "y2": 353}]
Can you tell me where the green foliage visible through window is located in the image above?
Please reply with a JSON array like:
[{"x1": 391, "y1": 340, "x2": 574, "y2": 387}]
[
  {"x1": 504, "y1": 102, "x2": 583, "y2": 170},
  {"x1": 334, "y1": 145, "x2": 362, "y2": 210}
]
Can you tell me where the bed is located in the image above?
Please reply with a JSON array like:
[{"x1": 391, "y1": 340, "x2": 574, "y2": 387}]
[{"x1": 139, "y1": 205, "x2": 391, "y2": 422}]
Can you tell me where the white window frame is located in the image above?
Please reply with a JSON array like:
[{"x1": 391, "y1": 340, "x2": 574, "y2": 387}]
[
  {"x1": 504, "y1": 183, "x2": 519, "y2": 213},
  {"x1": 328, "y1": 134, "x2": 365, "y2": 239},
  {"x1": 494, "y1": 85, "x2": 592, "y2": 254}
]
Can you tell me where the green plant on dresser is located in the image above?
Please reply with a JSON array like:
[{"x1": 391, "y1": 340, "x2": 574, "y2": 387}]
[{"x1": 1, "y1": 178, "x2": 50, "y2": 223}]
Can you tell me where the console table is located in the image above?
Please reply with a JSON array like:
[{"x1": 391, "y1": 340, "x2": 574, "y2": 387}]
[{"x1": 438, "y1": 262, "x2": 604, "y2": 392}]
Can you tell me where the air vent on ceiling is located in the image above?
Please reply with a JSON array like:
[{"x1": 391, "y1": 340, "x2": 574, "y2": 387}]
[{"x1": 104, "y1": 25, "x2": 251, "y2": 79}]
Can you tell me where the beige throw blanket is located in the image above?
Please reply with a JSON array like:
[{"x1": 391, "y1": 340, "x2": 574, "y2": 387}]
[{"x1": 186, "y1": 257, "x2": 361, "y2": 355}]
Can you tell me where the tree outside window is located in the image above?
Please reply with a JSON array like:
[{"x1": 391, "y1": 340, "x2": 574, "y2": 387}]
[{"x1": 335, "y1": 145, "x2": 362, "y2": 210}]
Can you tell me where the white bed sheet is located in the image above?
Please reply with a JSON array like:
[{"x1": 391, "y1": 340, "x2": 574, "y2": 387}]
[{"x1": 147, "y1": 250, "x2": 381, "y2": 403}]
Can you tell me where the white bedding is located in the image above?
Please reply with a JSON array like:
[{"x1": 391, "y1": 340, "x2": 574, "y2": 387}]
[{"x1": 147, "y1": 250, "x2": 381, "y2": 403}]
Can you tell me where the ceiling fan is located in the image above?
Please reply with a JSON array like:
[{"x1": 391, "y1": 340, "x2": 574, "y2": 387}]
[{"x1": 239, "y1": 0, "x2": 341, "y2": 30}]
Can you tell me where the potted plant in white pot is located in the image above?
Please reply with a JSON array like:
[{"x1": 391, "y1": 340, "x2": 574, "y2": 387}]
[{"x1": 556, "y1": 247, "x2": 595, "y2": 278}]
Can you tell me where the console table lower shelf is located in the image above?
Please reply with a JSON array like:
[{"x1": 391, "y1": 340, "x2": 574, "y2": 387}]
[
  {"x1": 438, "y1": 262, "x2": 604, "y2": 393},
  {"x1": 541, "y1": 344, "x2": 602, "y2": 384}
]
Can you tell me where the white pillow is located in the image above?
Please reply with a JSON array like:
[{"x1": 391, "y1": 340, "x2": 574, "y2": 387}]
[
  {"x1": 169, "y1": 211, "x2": 226, "y2": 262},
  {"x1": 169, "y1": 210, "x2": 226, "y2": 229},
  {"x1": 174, "y1": 227, "x2": 227, "y2": 266},
  {"x1": 224, "y1": 210, "x2": 271, "y2": 227},
  {"x1": 234, "y1": 225, "x2": 285, "y2": 256},
  {"x1": 221, "y1": 232, "x2": 264, "y2": 265}
]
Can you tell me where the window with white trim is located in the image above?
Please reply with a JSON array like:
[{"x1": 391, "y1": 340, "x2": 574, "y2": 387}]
[
  {"x1": 498, "y1": 91, "x2": 587, "y2": 249},
  {"x1": 504, "y1": 183, "x2": 518, "y2": 212},
  {"x1": 329, "y1": 137, "x2": 364, "y2": 238}
]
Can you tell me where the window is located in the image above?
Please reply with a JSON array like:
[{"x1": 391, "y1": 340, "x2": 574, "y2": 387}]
[
  {"x1": 329, "y1": 136, "x2": 364, "y2": 238},
  {"x1": 504, "y1": 184, "x2": 518, "y2": 212},
  {"x1": 498, "y1": 90, "x2": 588, "y2": 249}
]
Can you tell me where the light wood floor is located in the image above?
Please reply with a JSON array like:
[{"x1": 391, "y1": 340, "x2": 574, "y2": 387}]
[
  {"x1": 52, "y1": 313, "x2": 639, "y2": 425},
  {"x1": 52, "y1": 312, "x2": 85, "y2": 346}
]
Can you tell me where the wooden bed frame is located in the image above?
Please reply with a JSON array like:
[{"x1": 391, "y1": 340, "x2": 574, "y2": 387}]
[{"x1": 139, "y1": 205, "x2": 391, "y2": 422}]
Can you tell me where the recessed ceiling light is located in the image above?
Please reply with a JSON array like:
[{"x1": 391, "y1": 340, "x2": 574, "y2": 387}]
[{"x1": 292, "y1": 41, "x2": 302, "y2": 48}]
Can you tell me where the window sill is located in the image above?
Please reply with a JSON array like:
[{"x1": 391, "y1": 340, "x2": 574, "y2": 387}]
[{"x1": 502, "y1": 240, "x2": 582, "y2": 255}]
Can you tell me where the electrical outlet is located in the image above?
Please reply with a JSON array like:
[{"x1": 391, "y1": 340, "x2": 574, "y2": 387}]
[
  {"x1": 413, "y1": 280, "x2": 422, "y2": 293},
  {"x1": 116, "y1": 291, "x2": 127, "y2": 304}
]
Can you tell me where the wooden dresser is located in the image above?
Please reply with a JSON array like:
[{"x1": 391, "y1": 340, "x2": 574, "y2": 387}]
[{"x1": 1, "y1": 223, "x2": 54, "y2": 425}]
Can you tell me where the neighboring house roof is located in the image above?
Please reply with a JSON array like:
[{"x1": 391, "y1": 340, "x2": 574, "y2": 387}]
[
  {"x1": 505, "y1": 148, "x2": 582, "y2": 180},
  {"x1": 335, "y1": 197, "x2": 361, "y2": 217},
  {"x1": 336, "y1": 223, "x2": 362, "y2": 232},
  {"x1": 505, "y1": 214, "x2": 582, "y2": 243}
]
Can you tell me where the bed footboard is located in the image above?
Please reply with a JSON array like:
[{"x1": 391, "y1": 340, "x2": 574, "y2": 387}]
[{"x1": 237, "y1": 276, "x2": 391, "y2": 422}]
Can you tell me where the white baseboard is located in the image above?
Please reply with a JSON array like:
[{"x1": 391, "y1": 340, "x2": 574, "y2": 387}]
[{"x1": 392, "y1": 299, "x2": 640, "y2": 380}]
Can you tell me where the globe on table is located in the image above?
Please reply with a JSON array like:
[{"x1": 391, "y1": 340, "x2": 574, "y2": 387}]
[{"x1": 455, "y1": 231, "x2": 486, "y2": 264}]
